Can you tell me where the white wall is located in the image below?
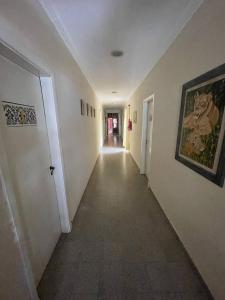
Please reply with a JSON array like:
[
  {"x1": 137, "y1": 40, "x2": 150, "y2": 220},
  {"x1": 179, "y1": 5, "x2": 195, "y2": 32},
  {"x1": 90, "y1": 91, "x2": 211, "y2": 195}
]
[
  {"x1": 128, "y1": 1, "x2": 225, "y2": 299},
  {"x1": 0, "y1": 0, "x2": 100, "y2": 220},
  {"x1": 0, "y1": 0, "x2": 100, "y2": 298}
]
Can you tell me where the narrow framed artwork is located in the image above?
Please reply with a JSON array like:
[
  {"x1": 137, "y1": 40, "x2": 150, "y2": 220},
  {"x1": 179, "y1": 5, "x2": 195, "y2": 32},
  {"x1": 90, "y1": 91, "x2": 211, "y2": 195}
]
[
  {"x1": 80, "y1": 99, "x2": 85, "y2": 116},
  {"x1": 175, "y1": 63, "x2": 225, "y2": 187},
  {"x1": 94, "y1": 108, "x2": 96, "y2": 118},
  {"x1": 86, "y1": 103, "x2": 89, "y2": 116},
  {"x1": 133, "y1": 110, "x2": 137, "y2": 124},
  {"x1": 90, "y1": 106, "x2": 93, "y2": 117}
]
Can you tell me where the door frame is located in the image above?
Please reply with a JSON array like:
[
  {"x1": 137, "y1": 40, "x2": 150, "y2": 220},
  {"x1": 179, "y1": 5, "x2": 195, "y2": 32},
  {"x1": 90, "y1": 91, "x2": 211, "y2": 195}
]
[
  {"x1": 0, "y1": 39, "x2": 70, "y2": 298},
  {"x1": 140, "y1": 94, "x2": 154, "y2": 175},
  {"x1": 40, "y1": 76, "x2": 71, "y2": 233}
]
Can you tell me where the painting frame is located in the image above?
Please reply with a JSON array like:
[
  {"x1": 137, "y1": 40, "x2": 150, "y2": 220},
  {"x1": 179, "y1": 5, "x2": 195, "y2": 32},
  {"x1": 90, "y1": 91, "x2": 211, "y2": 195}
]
[
  {"x1": 175, "y1": 63, "x2": 225, "y2": 187},
  {"x1": 86, "y1": 103, "x2": 89, "y2": 117},
  {"x1": 133, "y1": 110, "x2": 137, "y2": 124},
  {"x1": 80, "y1": 99, "x2": 85, "y2": 116}
]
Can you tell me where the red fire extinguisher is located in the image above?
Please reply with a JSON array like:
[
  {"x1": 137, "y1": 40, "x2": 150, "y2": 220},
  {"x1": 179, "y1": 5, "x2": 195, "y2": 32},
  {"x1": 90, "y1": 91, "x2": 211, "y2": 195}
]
[{"x1": 128, "y1": 104, "x2": 132, "y2": 131}]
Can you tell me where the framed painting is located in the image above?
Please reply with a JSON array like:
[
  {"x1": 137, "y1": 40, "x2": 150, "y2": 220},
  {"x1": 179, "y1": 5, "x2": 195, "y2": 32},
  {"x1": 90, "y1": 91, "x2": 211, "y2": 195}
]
[
  {"x1": 133, "y1": 110, "x2": 137, "y2": 124},
  {"x1": 86, "y1": 103, "x2": 89, "y2": 116},
  {"x1": 175, "y1": 63, "x2": 225, "y2": 187},
  {"x1": 90, "y1": 106, "x2": 93, "y2": 117},
  {"x1": 80, "y1": 99, "x2": 85, "y2": 116},
  {"x1": 94, "y1": 108, "x2": 96, "y2": 118}
]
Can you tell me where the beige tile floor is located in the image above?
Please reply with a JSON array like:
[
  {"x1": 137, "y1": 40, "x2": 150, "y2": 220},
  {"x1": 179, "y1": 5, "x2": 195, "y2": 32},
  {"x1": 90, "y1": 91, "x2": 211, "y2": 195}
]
[{"x1": 38, "y1": 136, "x2": 213, "y2": 300}]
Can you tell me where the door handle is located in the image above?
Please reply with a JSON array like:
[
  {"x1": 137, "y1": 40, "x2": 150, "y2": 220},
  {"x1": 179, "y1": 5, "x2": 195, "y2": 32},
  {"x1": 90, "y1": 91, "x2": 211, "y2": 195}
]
[{"x1": 50, "y1": 166, "x2": 55, "y2": 175}]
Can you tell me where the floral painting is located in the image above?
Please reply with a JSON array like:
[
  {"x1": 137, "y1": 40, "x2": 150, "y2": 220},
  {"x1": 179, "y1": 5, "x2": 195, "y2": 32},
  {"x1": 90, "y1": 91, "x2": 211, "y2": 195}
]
[
  {"x1": 2, "y1": 101, "x2": 37, "y2": 126},
  {"x1": 175, "y1": 64, "x2": 225, "y2": 186}
]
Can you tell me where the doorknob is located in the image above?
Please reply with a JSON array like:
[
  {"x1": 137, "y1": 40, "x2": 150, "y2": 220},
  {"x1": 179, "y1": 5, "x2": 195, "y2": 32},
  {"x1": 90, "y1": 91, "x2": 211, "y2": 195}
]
[{"x1": 50, "y1": 166, "x2": 55, "y2": 175}]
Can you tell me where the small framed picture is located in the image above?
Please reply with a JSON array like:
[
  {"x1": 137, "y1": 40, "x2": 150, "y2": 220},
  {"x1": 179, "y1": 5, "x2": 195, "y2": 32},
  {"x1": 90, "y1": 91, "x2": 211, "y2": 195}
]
[
  {"x1": 80, "y1": 99, "x2": 85, "y2": 116},
  {"x1": 133, "y1": 110, "x2": 137, "y2": 124},
  {"x1": 94, "y1": 108, "x2": 96, "y2": 118},
  {"x1": 90, "y1": 106, "x2": 93, "y2": 117},
  {"x1": 86, "y1": 103, "x2": 89, "y2": 116}
]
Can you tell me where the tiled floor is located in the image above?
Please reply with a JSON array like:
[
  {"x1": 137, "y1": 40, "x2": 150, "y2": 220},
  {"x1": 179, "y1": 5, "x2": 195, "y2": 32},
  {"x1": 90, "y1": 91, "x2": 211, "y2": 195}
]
[
  {"x1": 38, "y1": 138, "x2": 213, "y2": 300},
  {"x1": 104, "y1": 134, "x2": 123, "y2": 147}
]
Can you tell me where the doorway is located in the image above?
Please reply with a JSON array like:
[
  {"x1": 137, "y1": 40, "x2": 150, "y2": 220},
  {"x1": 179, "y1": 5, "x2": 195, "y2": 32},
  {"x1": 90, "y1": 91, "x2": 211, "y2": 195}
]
[
  {"x1": 140, "y1": 95, "x2": 154, "y2": 181},
  {"x1": 0, "y1": 54, "x2": 61, "y2": 285},
  {"x1": 107, "y1": 113, "x2": 119, "y2": 135}
]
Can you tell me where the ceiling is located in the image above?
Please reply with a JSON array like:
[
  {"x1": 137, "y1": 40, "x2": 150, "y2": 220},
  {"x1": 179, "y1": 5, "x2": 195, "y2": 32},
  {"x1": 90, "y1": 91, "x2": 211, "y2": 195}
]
[{"x1": 39, "y1": 0, "x2": 202, "y2": 106}]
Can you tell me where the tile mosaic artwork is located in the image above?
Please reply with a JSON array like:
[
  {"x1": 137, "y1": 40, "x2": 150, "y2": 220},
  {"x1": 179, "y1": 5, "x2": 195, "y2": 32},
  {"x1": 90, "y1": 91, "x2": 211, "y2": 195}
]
[{"x1": 2, "y1": 101, "x2": 37, "y2": 126}]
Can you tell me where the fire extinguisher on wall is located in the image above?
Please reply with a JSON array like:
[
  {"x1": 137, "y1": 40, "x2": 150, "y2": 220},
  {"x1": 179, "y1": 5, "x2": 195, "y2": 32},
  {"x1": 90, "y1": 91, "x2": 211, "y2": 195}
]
[{"x1": 128, "y1": 104, "x2": 132, "y2": 131}]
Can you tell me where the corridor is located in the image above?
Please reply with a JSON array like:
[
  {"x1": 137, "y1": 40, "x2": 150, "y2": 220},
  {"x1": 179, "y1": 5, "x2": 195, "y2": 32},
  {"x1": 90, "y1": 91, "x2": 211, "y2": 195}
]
[{"x1": 38, "y1": 143, "x2": 212, "y2": 300}]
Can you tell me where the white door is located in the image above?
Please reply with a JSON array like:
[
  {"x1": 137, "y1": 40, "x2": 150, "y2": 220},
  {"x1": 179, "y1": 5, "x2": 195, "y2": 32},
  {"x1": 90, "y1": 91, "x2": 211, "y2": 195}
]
[
  {"x1": 0, "y1": 55, "x2": 61, "y2": 284},
  {"x1": 145, "y1": 102, "x2": 153, "y2": 179}
]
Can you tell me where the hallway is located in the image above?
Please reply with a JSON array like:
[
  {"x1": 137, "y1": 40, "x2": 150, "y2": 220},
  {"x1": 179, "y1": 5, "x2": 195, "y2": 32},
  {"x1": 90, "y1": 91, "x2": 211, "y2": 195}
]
[{"x1": 38, "y1": 145, "x2": 211, "y2": 300}]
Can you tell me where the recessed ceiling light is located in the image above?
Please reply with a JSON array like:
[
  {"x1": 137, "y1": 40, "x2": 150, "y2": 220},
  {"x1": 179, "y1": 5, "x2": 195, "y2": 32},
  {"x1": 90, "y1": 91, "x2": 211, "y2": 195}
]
[{"x1": 111, "y1": 50, "x2": 124, "y2": 57}]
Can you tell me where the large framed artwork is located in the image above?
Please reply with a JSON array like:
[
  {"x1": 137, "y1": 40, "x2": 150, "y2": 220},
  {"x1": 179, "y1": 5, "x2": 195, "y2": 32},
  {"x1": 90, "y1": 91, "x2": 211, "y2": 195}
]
[{"x1": 175, "y1": 63, "x2": 225, "y2": 187}]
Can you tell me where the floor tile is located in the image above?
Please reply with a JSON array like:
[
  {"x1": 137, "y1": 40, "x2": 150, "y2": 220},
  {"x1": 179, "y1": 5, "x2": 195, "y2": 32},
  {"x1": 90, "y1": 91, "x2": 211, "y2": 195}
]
[{"x1": 38, "y1": 138, "x2": 212, "y2": 300}]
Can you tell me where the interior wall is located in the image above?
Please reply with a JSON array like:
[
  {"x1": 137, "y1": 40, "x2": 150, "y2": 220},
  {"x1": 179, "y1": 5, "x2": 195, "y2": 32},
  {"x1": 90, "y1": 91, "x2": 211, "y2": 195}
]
[
  {"x1": 128, "y1": 1, "x2": 225, "y2": 299},
  {"x1": 0, "y1": 0, "x2": 100, "y2": 221},
  {"x1": 0, "y1": 1, "x2": 100, "y2": 298}
]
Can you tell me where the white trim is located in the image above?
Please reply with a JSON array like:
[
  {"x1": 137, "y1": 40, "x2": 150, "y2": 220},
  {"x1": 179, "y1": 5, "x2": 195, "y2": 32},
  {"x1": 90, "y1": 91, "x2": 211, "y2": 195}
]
[
  {"x1": 40, "y1": 76, "x2": 71, "y2": 233},
  {"x1": 140, "y1": 94, "x2": 154, "y2": 175}
]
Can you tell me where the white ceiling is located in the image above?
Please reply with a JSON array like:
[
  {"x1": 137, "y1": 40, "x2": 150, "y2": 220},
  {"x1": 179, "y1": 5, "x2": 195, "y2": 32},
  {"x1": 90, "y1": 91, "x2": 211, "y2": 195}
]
[{"x1": 39, "y1": 0, "x2": 202, "y2": 105}]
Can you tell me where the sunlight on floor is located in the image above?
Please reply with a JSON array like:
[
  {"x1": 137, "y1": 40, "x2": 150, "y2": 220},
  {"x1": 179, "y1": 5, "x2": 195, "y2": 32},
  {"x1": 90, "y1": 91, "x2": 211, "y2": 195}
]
[{"x1": 100, "y1": 146, "x2": 126, "y2": 154}]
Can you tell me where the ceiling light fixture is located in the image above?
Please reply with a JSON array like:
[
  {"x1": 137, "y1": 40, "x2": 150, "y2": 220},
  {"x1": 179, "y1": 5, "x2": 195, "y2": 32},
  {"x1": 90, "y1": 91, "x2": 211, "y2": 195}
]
[{"x1": 111, "y1": 50, "x2": 124, "y2": 57}]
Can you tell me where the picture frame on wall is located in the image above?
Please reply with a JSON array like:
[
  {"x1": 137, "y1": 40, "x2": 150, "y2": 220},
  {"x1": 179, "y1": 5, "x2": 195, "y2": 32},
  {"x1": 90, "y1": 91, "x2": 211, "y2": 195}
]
[
  {"x1": 86, "y1": 103, "x2": 89, "y2": 116},
  {"x1": 94, "y1": 108, "x2": 96, "y2": 118},
  {"x1": 90, "y1": 106, "x2": 93, "y2": 117},
  {"x1": 175, "y1": 63, "x2": 225, "y2": 187},
  {"x1": 80, "y1": 99, "x2": 85, "y2": 116},
  {"x1": 133, "y1": 110, "x2": 137, "y2": 124}
]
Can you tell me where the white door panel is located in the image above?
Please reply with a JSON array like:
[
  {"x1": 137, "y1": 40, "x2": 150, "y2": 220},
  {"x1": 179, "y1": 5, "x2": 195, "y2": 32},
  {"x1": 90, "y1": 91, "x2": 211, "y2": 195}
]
[{"x1": 0, "y1": 55, "x2": 60, "y2": 284}]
